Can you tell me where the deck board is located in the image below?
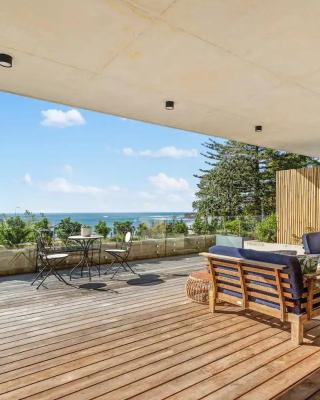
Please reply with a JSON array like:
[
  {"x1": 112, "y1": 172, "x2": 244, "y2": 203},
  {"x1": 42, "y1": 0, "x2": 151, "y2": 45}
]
[{"x1": 0, "y1": 255, "x2": 319, "y2": 400}]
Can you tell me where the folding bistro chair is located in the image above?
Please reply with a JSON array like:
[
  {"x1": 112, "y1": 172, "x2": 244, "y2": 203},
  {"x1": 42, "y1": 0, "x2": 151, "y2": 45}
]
[
  {"x1": 31, "y1": 230, "x2": 69, "y2": 289},
  {"x1": 105, "y1": 231, "x2": 135, "y2": 279}
]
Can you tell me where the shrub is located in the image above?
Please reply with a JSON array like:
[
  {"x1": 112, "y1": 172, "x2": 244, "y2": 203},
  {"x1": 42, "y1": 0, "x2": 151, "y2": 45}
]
[
  {"x1": 113, "y1": 221, "x2": 133, "y2": 237},
  {"x1": 28, "y1": 216, "x2": 51, "y2": 242},
  {"x1": 174, "y1": 220, "x2": 189, "y2": 235},
  {"x1": 255, "y1": 214, "x2": 277, "y2": 243},
  {"x1": 55, "y1": 217, "x2": 81, "y2": 244},
  {"x1": 192, "y1": 215, "x2": 206, "y2": 235},
  {"x1": 166, "y1": 220, "x2": 188, "y2": 236},
  {"x1": 33, "y1": 216, "x2": 50, "y2": 231},
  {"x1": 224, "y1": 219, "x2": 241, "y2": 235},
  {"x1": 221, "y1": 217, "x2": 257, "y2": 237},
  {"x1": 95, "y1": 220, "x2": 111, "y2": 238},
  {"x1": 192, "y1": 215, "x2": 219, "y2": 235},
  {"x1": 0, "y1": 216, "x2": 31, "y2": 248},
  {"x1": 150, "y1": 221, "x2": 166, "y2": 236},
  {"x1": 299, "y1": 256, "x2": 318, "y2": 274},
  {"x1": 136, "y1": 222, "x2": 149, "y2": 238}
]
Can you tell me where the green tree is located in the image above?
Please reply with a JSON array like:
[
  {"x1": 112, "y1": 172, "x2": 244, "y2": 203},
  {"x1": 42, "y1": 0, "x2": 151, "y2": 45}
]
[
  {"x1": 193, "y1": 139, "x2": 319, "y2": 221},
  {"x1": 33, "y1": 216, "x2": 50, "y2": 231},
  {"x1": 0, "y1": 216, "x2": 31, "y2": 247},
  {"x1": 113, "y1": 221, "x2": 133, "y2": 237},
  {"x1": 150, "y1": 221, "x2": 166, "y2": 236},
  {"x1": 29, "y1": 216, "x2": 51, "y2": 242},
  {"x1": 166, "y1": 220, "x2": 189, "y2": 236},
  {"x1": 95, "y1": 220, "x2": 111, "y2": 238},
  {"x1": 55, "y1": 218, "x2": 81, "y2": 244},
  {"x1": 136, "y1": 222, "x2": 149, "y2": 238},
  {"x1": 173, "y1": 220, "x2": 189, "y2": 235},
  {"x1": 192, "y1": 215, "x2": 206, "y2": 235}
]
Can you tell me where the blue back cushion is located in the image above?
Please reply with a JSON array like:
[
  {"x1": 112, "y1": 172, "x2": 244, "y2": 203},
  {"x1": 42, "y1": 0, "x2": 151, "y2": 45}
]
[
  {"x1": 302, "y1": 232, "x2": 320, "y2": 254},
  {"x1": 208, "y1": 245, "x2": 304, "y2": 300}
]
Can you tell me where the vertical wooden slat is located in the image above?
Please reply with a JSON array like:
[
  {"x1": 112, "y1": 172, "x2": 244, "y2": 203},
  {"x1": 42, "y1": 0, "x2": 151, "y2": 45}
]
[
  {"x1": 207, "y1": 258, "x2": 217, "y2": 313},
  {"x1": 277, "y1": 166, "x2": 320, "y2": 244},
  {"x1": 307, "y1": 278, "x2": 314, "y2": 320},
  {"x1": 237, "y1": 262, "x2": 247, "y2": 309},
  {"x1": 275, "y1": 269, "x2": 285, "y2": 322}
]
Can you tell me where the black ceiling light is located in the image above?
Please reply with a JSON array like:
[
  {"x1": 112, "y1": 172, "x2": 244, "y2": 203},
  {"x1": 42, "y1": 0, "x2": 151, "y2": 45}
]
[
  {"x1": 255, "y1": 125, "x2": 263, "y2": 133},
  {"x1": 165, "y1": 100, "x2": 174, "y2": 110},
  {"x1": 0, "y1": 54, "x2": 12, "y2": 68}
]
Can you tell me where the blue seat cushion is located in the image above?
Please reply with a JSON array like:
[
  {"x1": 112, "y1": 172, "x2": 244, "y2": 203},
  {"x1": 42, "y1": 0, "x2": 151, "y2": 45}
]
[{"x1": 302, "y1": 232, "x2": 320, "y2": 254}]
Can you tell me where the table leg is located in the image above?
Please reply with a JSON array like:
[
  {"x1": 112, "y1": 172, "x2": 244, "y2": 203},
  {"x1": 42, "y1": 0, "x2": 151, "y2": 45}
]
[
  {"x1": 69, "y1": 238, "x2": 100, "y2": 281},
  {"x1": 69, "y1": 240, "x2": 86, "y2": 280}
]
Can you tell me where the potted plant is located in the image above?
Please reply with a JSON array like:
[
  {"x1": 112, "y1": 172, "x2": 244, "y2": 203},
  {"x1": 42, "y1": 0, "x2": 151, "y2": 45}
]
[{"x1": 81, "y1": 224, "x2": 92, "y2": 237}]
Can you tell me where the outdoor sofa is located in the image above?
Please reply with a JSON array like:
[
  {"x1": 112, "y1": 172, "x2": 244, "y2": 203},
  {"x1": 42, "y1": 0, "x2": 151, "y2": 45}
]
[{"x1": 201, "y1": 245, "x2": 320, "y2": 345}]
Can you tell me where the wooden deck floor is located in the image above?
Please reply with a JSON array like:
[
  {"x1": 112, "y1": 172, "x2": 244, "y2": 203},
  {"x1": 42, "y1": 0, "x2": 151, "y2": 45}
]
[{"x1": 1, "y1": 255, "x2": 320, "y2": 400}]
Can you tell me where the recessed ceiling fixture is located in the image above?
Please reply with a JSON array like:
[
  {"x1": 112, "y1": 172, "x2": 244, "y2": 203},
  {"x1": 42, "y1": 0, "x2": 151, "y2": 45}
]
[
  {"x1": 0, "y1": 54, "x2": 12, "y2": 68},
  {"x1": 165, "y1": 100, "x2": 174, "y2": 110},
  {"x1": 255, "y1": 125, "x2": 263, "y2": 133}
]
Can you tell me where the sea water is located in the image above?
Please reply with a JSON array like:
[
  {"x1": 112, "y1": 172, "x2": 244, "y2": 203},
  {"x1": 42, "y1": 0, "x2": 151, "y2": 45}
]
[{"x1": 7, "y1": 212, "x2": 194, "y2": 229}]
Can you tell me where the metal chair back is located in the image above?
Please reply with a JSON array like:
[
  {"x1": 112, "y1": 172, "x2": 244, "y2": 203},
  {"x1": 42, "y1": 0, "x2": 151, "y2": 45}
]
[
  {"x1": 121, "y1": 231, "x2": 133, "y2": 253},
  {"x1": 36, "y1": 229, "x2": 54, "y2": 266},
  {"x1": 104, "y1": 230, "x2": 135, "y2": 278},
  {"x1": 32, "y1": 229, "x2": 69, "y2": 289}
]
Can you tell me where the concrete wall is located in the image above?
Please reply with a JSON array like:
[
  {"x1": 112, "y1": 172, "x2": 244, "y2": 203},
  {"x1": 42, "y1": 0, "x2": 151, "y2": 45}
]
[
  {"x1": 0, "y1": 235, "x2": 215, "y2": 276},
  {"x1": 244, "y1": 240, "x2": 304, "y2": 255}
]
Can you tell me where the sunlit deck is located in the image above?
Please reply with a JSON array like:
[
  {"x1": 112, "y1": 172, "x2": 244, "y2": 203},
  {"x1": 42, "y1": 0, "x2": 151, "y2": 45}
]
[{"x1": 1, "y1": 255, "x2": 320, "y2": 400}]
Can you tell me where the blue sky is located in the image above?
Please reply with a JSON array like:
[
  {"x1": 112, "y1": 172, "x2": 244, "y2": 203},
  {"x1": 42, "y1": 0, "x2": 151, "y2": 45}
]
[{"x1": 0, "y1": 92, "x2": 222, "y2": 213}]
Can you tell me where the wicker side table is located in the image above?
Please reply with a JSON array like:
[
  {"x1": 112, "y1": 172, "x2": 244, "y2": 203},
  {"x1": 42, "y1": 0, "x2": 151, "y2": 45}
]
[{"x1": 185, "y1": 271, "x2": 211, "y2": 305}]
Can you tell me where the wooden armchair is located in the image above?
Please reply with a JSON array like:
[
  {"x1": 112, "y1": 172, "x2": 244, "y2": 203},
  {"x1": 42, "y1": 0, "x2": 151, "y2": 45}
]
[
  {"x1": 304, "y1": 272, "x2": 320, "y2": 320},
  {"x1": 201, "y1": 248, "x2": 320, "y2": 345}
]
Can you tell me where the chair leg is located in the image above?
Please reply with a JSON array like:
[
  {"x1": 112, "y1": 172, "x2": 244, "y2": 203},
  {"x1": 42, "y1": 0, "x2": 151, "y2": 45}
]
[
  {"x1": 291, "y1": 318, "x2": 304, "y2": 345},
  {"x1": 124, "y1": 261, "x2": 136, "y2": 274},
  {"x1": 111, "y1": 263, "x2": 123, "y2": 279},
  {"x1": 209, "y1": 287, "x2": 216, "y2": 314},
  {"x1": 36, "y1": 268, "x2": 52, "y2": 289},
  {"x1": 104, "y1": 258, "x2": 116, "y2": 275},
  {"x1": 52, "y1": 268, "x2": 70, "y2": 285},
  {"x1": 31, "y1": 266, "x2": 47, "y2": 286}
]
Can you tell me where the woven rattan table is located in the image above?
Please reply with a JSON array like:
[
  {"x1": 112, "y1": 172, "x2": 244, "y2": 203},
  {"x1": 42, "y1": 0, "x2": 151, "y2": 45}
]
[{"x1": 185, "y1": 270, "x2": 211, "y2": 305}]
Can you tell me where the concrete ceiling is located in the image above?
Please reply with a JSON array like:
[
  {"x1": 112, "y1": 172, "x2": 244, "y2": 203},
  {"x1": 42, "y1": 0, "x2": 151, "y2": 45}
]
[{"x1": 1, "y1": 0, "x2": 320, "y2": 156}]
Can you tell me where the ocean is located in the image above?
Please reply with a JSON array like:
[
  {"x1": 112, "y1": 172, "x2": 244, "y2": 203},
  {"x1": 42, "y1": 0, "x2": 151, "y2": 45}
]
[{"x1": 10, "y1": 212, "x2": 194, "y2": 229}]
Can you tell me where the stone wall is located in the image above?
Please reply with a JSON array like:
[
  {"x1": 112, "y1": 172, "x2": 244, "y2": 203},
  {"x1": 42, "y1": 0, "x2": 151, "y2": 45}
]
[{"x1": 0, "y1": 235, "x2": 215, "y2": 276}]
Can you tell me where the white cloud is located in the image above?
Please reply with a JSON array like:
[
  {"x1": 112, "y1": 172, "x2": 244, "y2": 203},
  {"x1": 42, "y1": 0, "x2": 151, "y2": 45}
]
[
  {"x1": 123, "y1": 147, "x2": 135, "y2": 156},
  {"x1": 122, "y1": 146, "x2": 197, "y2": 159},
  {"x1": 109, "y1": 185, "x2": 121, "y2": 192},
  {"x1": 43, "y1": 178, "x2": 123, "y2": 197},
  {"x1": 44, "y1": 178, "x2": 104, "y2": 195},
  {"x1": 41, "y1": 109, "x2": 86, "y2": 128},
  {"x1": 23, "y1": 173, "x2": 32, "y2": 185},
  {"x1": 63, "y1": 164, "x2": 73, "y2": 176},
  {"x1": 136, "y1": 188, "x2": 195, "y2": 211},
  {"x1": 149, "y1": 173, "x2": 189, "y2": 191}
]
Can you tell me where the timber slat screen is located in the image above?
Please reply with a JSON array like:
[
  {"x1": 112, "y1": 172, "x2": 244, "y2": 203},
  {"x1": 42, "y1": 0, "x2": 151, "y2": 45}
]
[{"x1": 276, "y1": 166, "x2": 320, "y2": 244}]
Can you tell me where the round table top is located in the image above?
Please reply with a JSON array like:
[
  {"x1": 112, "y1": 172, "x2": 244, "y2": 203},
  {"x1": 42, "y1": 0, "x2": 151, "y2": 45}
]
[{"x1": 68, "y1": 235, "x2": 103, "y2": 240}]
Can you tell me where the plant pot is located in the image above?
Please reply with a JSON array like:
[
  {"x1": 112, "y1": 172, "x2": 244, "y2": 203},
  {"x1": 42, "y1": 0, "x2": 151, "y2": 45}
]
[{"x1": 81, "y1": 226, "x2": 92, "y2": 237}]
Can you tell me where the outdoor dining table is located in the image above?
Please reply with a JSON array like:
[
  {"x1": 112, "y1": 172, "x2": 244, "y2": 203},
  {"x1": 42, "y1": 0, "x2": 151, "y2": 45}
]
[{"x1": 68, "y1": 234, "x2": 103, "y2": 281}]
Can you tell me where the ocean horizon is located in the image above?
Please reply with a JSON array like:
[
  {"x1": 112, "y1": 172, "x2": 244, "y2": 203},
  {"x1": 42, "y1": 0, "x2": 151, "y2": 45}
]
[{"x1": 3, "y1": 212, "x2": 195, "y2": 228}]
